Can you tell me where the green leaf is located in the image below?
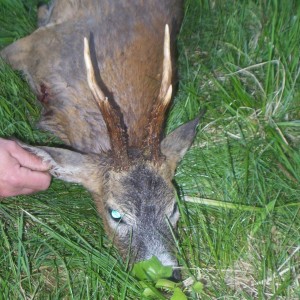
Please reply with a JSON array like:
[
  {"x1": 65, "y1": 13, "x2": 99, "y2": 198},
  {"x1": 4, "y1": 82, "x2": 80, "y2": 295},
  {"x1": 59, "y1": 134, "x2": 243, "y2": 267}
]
[
  {"x1": 155, "y1": 278, "x2": 177, "y2": 291},
  {"x1": 142, "y1": 287, "x2": 158, "y2": 299},
  {"x1": 131, "y1": 256, "x2": 173, "y2": 281},
  {"x1": 140, "y1": 282, "x2": 166, "y2": 299},
  {"x1": 192, "y1": 281, "x2": 203, "y2": 293},
  {"x1": 170, "y1": 287, "x2": 187, "y2": 300}
]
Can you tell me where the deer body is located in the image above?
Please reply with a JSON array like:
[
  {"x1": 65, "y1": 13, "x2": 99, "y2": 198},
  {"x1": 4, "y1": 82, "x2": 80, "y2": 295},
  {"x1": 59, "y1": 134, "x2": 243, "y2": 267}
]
[
  {"x1": 1, "y1": 0, "x2": 198, "y2": 273},
  {"x1": 2, "y1": 0, "x2": 182, "y2": 152}
]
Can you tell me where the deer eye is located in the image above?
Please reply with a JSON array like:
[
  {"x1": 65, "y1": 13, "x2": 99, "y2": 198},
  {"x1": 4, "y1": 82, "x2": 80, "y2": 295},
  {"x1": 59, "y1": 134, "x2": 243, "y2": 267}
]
[{"x1": 109, "y1": 208, "x2": 123, "y2": 222}]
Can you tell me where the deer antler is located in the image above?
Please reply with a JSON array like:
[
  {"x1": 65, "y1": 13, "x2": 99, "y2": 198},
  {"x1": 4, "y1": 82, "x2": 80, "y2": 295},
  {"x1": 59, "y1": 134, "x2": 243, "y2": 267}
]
[
  {"x1": 84, "y1": 37, "x2": 128, "y2": 167},
  {"x1": 147, "y1": 24, "x2": 173, "y2": 161}
]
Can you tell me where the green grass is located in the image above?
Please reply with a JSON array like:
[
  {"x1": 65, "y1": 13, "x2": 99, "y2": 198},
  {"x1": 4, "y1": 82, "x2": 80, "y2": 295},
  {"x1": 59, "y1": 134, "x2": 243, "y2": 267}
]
[{"x1": 0, "y1": 0, "x2": 300, "y2": 298}]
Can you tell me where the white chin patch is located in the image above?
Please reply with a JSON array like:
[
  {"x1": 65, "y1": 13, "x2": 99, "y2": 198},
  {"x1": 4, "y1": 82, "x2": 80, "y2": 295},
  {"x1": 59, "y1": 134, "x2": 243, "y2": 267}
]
[{"x1": 157, "y1": 253, "x2": 177, "y2": 267}]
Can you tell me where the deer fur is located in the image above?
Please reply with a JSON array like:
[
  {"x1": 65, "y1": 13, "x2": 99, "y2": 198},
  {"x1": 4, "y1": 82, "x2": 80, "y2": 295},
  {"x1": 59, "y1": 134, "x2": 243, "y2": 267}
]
[{"x1": 1, "y1": 0, "x2": 199, "y2": 273}]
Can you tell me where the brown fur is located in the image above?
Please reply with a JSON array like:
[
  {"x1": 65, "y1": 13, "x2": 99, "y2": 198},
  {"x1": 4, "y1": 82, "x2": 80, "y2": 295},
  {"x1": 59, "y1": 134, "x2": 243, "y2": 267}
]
[
  {"x1": 1, "y1": 0, "x2": 182, "y2": 154},
  {"x1": 1, "y1": 0, "x2": 200, "y2": 273}
]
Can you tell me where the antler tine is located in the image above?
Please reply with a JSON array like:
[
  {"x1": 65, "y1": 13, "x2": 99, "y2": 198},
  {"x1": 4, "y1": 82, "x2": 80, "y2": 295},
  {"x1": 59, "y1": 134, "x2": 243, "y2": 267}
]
[
  {"x1": 84, "y1": 37, "x2": 106, "y2": 103},
  {"x1": 158, "y1": 24, "x2": 172, "y2": 105},
  {"x1": 147, "y1": 25, "x2": 173, "y2": 161},
  {"x1": 84, "y1": 37, "x2": 128, "y2": 167}
]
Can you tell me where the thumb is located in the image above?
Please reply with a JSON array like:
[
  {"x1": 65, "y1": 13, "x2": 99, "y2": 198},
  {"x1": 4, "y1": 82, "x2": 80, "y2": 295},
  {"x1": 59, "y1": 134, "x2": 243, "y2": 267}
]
[{"x1": 10, "y1": 143, "x2": 50, "y2": 171}]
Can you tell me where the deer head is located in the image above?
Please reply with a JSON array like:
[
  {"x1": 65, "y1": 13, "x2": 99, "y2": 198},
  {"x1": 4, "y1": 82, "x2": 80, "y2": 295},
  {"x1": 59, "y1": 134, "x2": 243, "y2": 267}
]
[{"x1": 19, "y1": 25, "x2": 199, "y2": 272}]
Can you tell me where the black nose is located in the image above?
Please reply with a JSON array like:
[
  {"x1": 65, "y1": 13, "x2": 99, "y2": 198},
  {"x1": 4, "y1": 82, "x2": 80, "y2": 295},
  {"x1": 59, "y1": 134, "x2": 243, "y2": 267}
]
[{"x1": 170, "y1": 268, "x2": 182, "y2": 282}]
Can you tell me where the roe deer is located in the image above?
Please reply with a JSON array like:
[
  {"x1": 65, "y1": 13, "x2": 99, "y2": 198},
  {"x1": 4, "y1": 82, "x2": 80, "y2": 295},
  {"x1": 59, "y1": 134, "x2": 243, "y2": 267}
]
[{"x1": 1, "y1": 0, "x2": 199, "y2": 277}]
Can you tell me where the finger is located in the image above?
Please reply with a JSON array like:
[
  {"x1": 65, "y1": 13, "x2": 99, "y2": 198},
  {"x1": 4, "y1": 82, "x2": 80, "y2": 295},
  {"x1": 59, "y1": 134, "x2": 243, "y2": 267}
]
[
  {"x1": 18, "y1": 167, "x2": 51, "y2": 191},
  {"x1": 14, "y1": 187, "x2": 37, "y2": 196},
  {"x1": 10, "y1": 143, "x2": 50, "y2": 171},
  {"x1": 0, "y1": 187, "x2": 35, "y2": 198}
]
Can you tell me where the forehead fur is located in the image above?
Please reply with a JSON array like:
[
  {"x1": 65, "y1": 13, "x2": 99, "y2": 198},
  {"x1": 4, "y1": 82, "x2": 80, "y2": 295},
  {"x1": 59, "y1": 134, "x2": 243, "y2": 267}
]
[{"x1": 108, "y1": 163, "x2": 174, "y2": 217}]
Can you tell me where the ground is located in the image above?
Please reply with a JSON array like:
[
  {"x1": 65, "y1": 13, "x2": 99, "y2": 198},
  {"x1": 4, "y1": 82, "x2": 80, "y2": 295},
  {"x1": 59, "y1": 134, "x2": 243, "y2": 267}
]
[{"x1": 0, "y1": 0, "x2": 299, "y2": 299}]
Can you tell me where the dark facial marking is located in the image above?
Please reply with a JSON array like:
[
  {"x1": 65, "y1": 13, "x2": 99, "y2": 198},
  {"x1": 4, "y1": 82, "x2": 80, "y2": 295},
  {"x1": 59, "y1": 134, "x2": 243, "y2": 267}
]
[
  {"x1": 121, "y1": 164, "x2": 173, "y2": 218},
  {"x1": 38, "y1": 83, "x2": 50, "y2": 104}
]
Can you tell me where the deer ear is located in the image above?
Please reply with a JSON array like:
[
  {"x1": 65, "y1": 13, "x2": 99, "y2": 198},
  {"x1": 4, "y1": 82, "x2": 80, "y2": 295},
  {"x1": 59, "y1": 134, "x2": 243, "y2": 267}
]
[
  {"x1": 160, "y1": 117, "x2": 199, "y2": 170},
  {"x1": 19, "y1": 143, "x2": 105, "y2": 193}
]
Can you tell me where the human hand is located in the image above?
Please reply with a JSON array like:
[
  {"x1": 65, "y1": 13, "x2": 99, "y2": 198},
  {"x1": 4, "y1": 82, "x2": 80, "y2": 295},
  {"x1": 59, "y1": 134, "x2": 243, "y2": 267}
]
[{"x1": 0, "y1": 138, "x2": 51, "y2": 197}]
